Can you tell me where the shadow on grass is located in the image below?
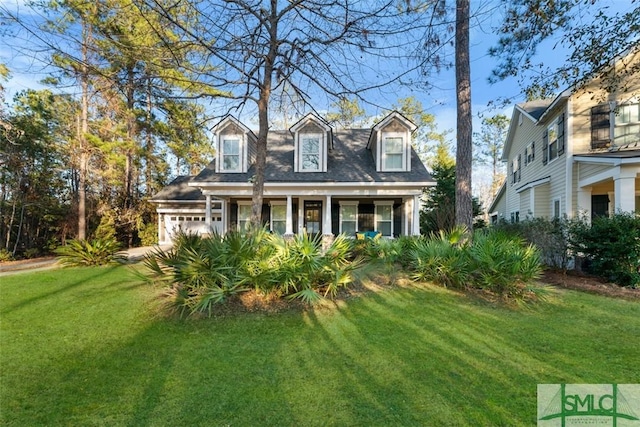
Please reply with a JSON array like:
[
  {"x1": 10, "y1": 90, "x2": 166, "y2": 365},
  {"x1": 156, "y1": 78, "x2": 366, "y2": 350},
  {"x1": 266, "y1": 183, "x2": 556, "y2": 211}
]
[
  {"x1": 0, "y1": 266, "x2": 123, "y2": 315},
  {"x1": 2, "y1": 271, "x2": 639, "y2": 426}
]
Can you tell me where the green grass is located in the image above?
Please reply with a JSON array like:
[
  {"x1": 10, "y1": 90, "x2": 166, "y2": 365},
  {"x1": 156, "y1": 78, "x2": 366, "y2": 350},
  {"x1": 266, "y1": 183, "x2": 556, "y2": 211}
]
[{"x1": 1, "y1": 266, "x2": 638, "y2": 426}]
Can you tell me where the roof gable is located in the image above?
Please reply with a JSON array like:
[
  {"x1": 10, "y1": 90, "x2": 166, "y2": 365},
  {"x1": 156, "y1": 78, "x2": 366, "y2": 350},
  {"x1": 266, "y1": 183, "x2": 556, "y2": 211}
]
[
  {"x1": 289, "y1": 113, "x2": 332, "y2": 133},
  {"x1": 211, "y1": 115, "x2": 256, "y2": 138}
]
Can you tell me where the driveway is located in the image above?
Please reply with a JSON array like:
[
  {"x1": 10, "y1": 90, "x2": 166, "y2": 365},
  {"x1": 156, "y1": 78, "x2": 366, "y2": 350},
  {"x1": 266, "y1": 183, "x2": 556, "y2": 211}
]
[{"x1": 0, "y1": 244, "x2": 172, "y2": 277}]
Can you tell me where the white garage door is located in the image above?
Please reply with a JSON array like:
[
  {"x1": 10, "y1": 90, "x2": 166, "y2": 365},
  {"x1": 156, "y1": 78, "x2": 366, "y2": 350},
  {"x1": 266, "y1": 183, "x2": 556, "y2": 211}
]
[{"x1": 164, "y1": 215, "x2": 222, "y2": 241}]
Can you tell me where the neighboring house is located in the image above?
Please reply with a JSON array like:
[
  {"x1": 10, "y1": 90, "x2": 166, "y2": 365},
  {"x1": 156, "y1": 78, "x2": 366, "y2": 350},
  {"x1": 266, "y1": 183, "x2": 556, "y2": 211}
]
[
  {"x1": 489, "y1": 50, "x2": 640, "y2": 223},
  {"x1": 151, "y1": 111, "x2": 434, "y2": 244}
]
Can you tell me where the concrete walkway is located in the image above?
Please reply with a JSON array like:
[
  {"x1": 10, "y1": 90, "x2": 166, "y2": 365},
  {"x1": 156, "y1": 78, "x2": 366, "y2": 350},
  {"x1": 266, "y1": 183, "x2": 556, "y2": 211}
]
[{"x1": 0, "y1": 244, "x2": 172, "y2": 277}]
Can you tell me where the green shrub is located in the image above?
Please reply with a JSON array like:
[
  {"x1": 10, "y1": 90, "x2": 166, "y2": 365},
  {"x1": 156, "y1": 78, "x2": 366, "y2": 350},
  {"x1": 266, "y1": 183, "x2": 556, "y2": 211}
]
[
  {"x1": 143, "y1": 229, "x2": 362, "y2": 316},
  {"x1": 273, "y1": 232, "x2": 361, "y2": 304},
  {"x1": 406, "y1": 228, "x2": 542, "y2": 300},
  {"x1": 408, "y1": 238, "x2": 471, "y2": 289},
  {"x1": 469, "y1": 230, "x2": 542, "y2": 297},
  {"x1": 494, "y1": 217, "x2": 569, "y2": 270},
  {"x1": 568, "y1": 213, "x2": 640, "y2": 287},
  {"x1": 24, "y1": 248, "x2": 41, "y2": 259},
  {"x1": 138, "y1": 221, "x2": 158, "y2": 246},
  {"x1": 0, "y1": 248, "x2": 14, "y2": 262},
  {"x1": 55, "y1": 238, "x2": 127, "y2": 267},
  {"x1": 407, "y1": 227, "x2": 472, "y2": 289}
]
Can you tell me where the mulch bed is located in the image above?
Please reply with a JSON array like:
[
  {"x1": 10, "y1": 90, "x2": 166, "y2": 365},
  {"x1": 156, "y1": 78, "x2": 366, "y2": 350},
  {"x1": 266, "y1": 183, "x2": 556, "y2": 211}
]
[{"x1": 542, "y1": 270, "x2": 640, "y2": 300}]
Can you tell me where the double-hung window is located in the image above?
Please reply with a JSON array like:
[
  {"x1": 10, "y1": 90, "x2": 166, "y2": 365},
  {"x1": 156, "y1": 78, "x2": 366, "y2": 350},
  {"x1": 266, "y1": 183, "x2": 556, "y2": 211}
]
[
  {"x1": 382, "y1": 135, "x2": 404, "y2": 170},
  {"x1": 301, "y1": 135, "x2": 321, "y2": 171},
  {"x1": 614, "y1": 104, "x2": 640, "y2": 146},
  {"x1": 222, "y1": 137, "x2": 241, "y2": 172},
  {"x1": 547, "y1": 122, "x2": 558, "y2": 162},
  {"x1": 237, "y1": 203, "x2": 251, "y2": 231},
  {"x1": 270, "y1": 203, "x2": 286, "y2": 234},
  {"x1": 511, "y1": 155, "x2": 520, "y2": 184},
  {"x1": 375, "y1": 202, "x2": 393, "y2": 237},
  {"x1": 339, "y1": 202, "x2": 358, "y2": 234},
  {"x1": 525, "y1": 142, "x2": 535, "y2": 165},
  {"x1": 543, "y1": 115, "x2": 564, "y2": 164}
]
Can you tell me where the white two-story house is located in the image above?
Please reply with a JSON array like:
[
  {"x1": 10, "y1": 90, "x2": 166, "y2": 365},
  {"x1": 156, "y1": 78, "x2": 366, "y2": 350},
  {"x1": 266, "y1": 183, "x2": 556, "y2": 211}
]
[
  {"x1": 150, "y1": 111, "x2": 435, "y2": 243},
  {"x1": 489, "y1": 49, "x2": 640, "y2": 222}
]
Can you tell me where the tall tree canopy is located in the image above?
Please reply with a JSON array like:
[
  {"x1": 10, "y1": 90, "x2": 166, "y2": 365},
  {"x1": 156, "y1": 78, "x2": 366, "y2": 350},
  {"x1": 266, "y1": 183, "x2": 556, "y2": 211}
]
[
  {"x1": 134, "y1": 0, "x2": 425, "y2": 225},
  {"x1": 489, "y1": 0, "x2": 640, "y2": 99}
]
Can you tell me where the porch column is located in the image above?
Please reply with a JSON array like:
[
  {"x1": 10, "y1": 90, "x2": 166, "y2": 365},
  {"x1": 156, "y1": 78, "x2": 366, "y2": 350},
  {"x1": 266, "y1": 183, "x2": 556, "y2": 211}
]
[
  {"x1": 323, "y1": 195, "x2": 332, "y2": 235},
  {"x1": 285, "y1": 195, "x2": 294, "y2": 235},
  {"x1": 614, "y1": 167, "x2": 637, "y2": 213},
  {"x1": 158, "y1": 214, "x2": 164, "y2": 243},
  {"x1": 412, "y1": 195, "x2": 421, "y2": 235},
  {"x1": 577, "y1": 186, "x2": 592, "y2": 220},
  {"x1": 403, "y1": 198, "x2": 409, "y2": 236},
  {"x1": 205, "y1": 195, "x2": 212, "y2": 228},
  {"x1": 220, "y1": 199, "x2": 227, "y2": 234}
]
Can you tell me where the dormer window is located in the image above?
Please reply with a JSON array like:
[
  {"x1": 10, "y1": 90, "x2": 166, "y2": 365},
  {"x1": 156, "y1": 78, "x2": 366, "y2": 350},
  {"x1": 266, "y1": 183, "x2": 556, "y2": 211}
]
[
  {"x1": 212, "y1": 116, "x2": 256, "y2": 174},
  {"x1": 222, "y1": 136, "x2": 241, "y2": 172},
  {"x1": 367, "y1": 111, "x2": 417, "y2": 173},
  {"x1": 301, "y1": 134, "x2": 321, "y2": 171},
  {"x1": 290, "y1": 114, "x2": 332, "y2": 173},
  {"x1": 383, "y1": 134, "x2": 405, "y2": 170}
]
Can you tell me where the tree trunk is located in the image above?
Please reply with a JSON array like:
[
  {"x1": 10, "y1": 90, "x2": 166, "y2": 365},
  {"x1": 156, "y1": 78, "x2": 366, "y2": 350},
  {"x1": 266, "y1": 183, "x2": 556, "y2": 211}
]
[
  {"x1": 145, "y1": 76, "x2": 154, "y2": 195},
  {"x1": 454, "y1": 0, "x2": 473, "y2": 232},
  {"x1": 12, "y1": 203, "x2": 25, "y2": 256},
  {"x1": 250, "y1": 4, "x2": 278, "y2": 228},
  {"x1": 5, "y1": 200, "x2": 16, "y2": 250},
  {"x1": 77, "y1": 17, "x2": 91, "y2": 241},
  {"x1": 125, "y1": 64, "x2": 136, "y2": 209}
]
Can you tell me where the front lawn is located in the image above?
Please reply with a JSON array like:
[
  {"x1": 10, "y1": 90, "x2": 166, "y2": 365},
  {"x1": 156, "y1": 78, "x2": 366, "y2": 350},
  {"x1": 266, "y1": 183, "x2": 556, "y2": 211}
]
[{"x1": 1, "y1": 266, "x2": 638, "y2": 426}]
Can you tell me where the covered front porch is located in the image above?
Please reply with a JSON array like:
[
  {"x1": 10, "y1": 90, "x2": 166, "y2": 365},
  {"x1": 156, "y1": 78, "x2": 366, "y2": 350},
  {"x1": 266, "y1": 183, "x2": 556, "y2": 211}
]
[
  {"x1": 574, "y1": 151, "x2": 640, "y2": 219},
  {"x1": 201, "y1": 193, "x2": 422, "y2": 239}
]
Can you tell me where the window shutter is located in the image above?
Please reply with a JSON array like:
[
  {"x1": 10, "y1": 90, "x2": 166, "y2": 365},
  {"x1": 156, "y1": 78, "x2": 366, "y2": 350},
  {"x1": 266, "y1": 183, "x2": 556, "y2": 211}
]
[
  {"x1": 557, "y1": 114, "x2": 565, "y2": 155},
  {"x1": 531, "y1": 141, "x2": 536, "y2": 160},
  {"x1": 517, "y1": 154, "x2": 521, "y2": 182},
  {"x1": 591, "y1": 104, "x2": 611, "y2": 149},
  {"x1": 542, "y1": 131, "x2": 548, "y2": 165}
]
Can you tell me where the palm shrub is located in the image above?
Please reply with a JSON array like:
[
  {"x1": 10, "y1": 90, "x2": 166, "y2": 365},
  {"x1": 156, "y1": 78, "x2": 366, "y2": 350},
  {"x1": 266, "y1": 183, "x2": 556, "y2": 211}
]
[
  {"x1": 271, "y1": 232, "x2": 361, "y2": 304},
  {"x1": 469, "y1": 230, "x2": 542, "y2": 297},
  {"x1": 144, "y1": 229, "x2": 363, "y2": 315},
  {"x1": 55, "y1": 237, "x2": 127, "y2": 267},
  {"x1": 407, "y1": 228, "x2": 472, "y2": 289},
  {"x1": 144, "y1": 229, "x2": 275, "y2": 316},
  {"x1": 406, "y1": 227, "x2": 543, "y2": 300}
]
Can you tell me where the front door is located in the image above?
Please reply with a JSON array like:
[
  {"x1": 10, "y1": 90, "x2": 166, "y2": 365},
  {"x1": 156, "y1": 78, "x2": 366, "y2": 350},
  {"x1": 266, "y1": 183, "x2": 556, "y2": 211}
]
[
  {"x1": 304, "y1": 201, "x2": 322, "y2": 235},
  {"x1": 591, "y1": 195, "x2": 609, "y2": 220}
]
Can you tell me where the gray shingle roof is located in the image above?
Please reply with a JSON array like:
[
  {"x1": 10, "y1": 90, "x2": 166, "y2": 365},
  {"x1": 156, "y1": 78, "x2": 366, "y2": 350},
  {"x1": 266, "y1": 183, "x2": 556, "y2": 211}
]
[
  {"x1": 194, "y1": 129, "x2": 433, "y2": 184},
  {"x1": 518, "y1": 99, "x2": 554, "y2": 121},
  {"x1": 150, "y1": 175, "x2": 204, "y2": 201}
]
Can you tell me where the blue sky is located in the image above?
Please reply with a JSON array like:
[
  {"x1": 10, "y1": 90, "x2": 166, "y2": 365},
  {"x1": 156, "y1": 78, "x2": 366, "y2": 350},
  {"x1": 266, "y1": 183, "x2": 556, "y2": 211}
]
[{"x1": 0, "y1": 0, "x2": 634, "y2": 204}]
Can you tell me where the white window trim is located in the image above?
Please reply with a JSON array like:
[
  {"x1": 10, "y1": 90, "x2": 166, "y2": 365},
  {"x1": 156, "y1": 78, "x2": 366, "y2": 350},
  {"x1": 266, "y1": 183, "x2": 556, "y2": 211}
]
[
  {"x1": 220, "y1": 134, "x2": 244, "y2": 173},
  {"x1": 339, "y1": 201, "x2": 359, "y2": 234},
  {"x1": 237, "y1": 201, "x2": 252, "y2": 231},
  {"x1": 269, "y1": 201, "x2": 287, "y2": 234},
  {"x1": 297, "y1": 133, "x2": 324, "y2": 172},
  {"x1": 381, "y1": 132, "x2": 407, "y2": 171},
  {"x1": 613, "y1": 103, "x2": 639, "y2": 146},
  {"x1": 374, "y1": 201, "x2": 394, "y2": 237}
]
